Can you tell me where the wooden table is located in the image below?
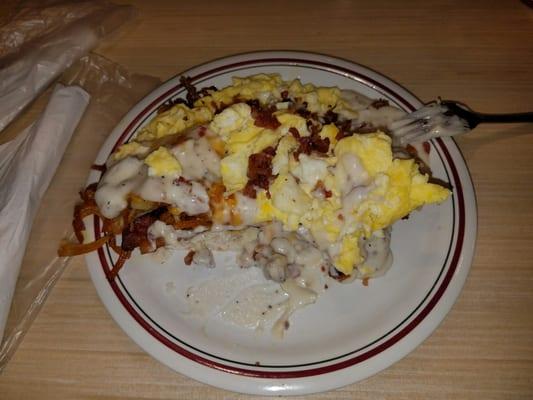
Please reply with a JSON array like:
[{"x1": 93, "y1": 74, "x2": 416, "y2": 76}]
[{"x1": 2, "y1": 1, "x2": 533, "y2": 398}]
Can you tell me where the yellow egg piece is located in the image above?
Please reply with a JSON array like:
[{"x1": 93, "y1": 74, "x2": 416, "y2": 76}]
[
  {"x1": 316, "y1": 87, "x2": 341, "y2": 109},
  {"x1": 334, "y1": 234, "x2": 363, "y2": 275},
  {"x1": 255, "y1": 190, "x2": 289, "y2": 225},
  {"x1": 319, "y1": 124, "x2": 339, "y2": 148},
  {"x1": 251, "y1": 129, "x2": 281, "y2": 153},
  {"x1": 209, "y1": 103, "x2": 254, "y2": 141},
  {"x1": 144, "y1": 146, "x2": 182, "y2": 177},
  {"x1": 272, "y1": 135, "x2": 298, "y2": 175},
  {"x1": 334, "y1": 132, "x2": 392, "y2": 177},
  {"x1": 410, "y1": 171, "x2": 450, "y2": 206},
  {"x1": 276, "y1": 113, "x2": 310, "y2": 136},
  {"x1": 112, "y1": 142, "x2": 149, "y2": 161},
  {"x1": 220, "y1": 152, "x2": 249, "y2": 193},
  {"x1": 351, "y1": 159, "x2": 451, "y2": 235},
  {"x1": 136, "y1": 104, "x2": 213, "y2": 142},
  {"x1": 195, "y1": 74, "x2": 283, "y2": 110}
]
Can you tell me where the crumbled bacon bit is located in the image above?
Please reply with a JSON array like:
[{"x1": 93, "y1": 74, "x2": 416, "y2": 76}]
[
  {"x1": 179, "y1": 76, "x2": 198, "y2": 107},
  {"x1": 174, "y1": 212, "x2": 212, "y2": 230},
  {"x1": 335, "y1": 120, "x2": 352, "y2": 140},
  {"x1": 281, "y1": 90, "x2": 289, "y2": 100},
  {"x1": 80, "y1": 182, "x2": 98, "y2": 203},
  {"x1": 405, "y1": 144, "x2": 433, "y2": 176},
  {"x1": 157, "y1": 97, "x2": 188, "y2": 114},
  {"x1": 335, "y1": 120, "x2": 388, "y2": 140},
  {"x1": 330, "y1": 268, "x2": 351, "y2": 282},
  {"x1": 294, "y1": 132, "x2": 330, "y2": 159},
  {"x1": 423, "y1": 141, "x2": 431, "y2": 154},
  {"x1": 338, "y1": 214, "x2": 344, "y2": 221},
  {"x1": 405, "y1": 144, "x2": 417, "y2": 157},
  {"x1": 289, "y1": 127, "x2": 300, "y2": 139},
  {"x1": 313, "y1": 180, "x2": 332, "y2": 198},
  {"x1": 198, "y1": 126, "x2": 207, "y2": 137},
  {"x1": 121, "y1": 207, "x2": 166, "y2": 252},
  {"x1": 244, "y1": 146, "x2": 277, "y2": 198},
  {"x1": 428, "y1": 176, "x2": 453, "y2": 190},
  {"x1": 362, "y1": 277, "x2": 369, "y2": 286},
  {"x1": 248, "y1": 148, "x2": 276, "y2": 188},
  {"x1": 295, "y1": 102, "x2": 318, "y2": 121},
  {"x1": 175, "y1": 76, "x2": 217, "y2": 108},
  {"x1": 250, "y1": 105, "x2": 281, "y2": 129},
  {"x1": 242, "y1": 182, "x2": 257, "y2": 199},
  {"x1": 246, "y1": 99, "x2": 260, "y2": 108},
  {"x1": 199, "y1": 85, "x2": 217, "y2": 97},
  {"x1": 370, "y1": 99, "x2": 389, "y2": 109},
  {"x1": 184, "y1": 250, "x2": 195, "y2": 265},
  {"x1": 159, "y1": 211, "x2": 175, "y2": 226},
  {"x1": 173, "y1": 176, "x2": 191, "y2": 185},
  {"x1": 323, "y1": 110, "x2": 338, "y2": 124},
  {"x1": 335, "y1": 131, "x2": 346, "y2": 141},
  {"x1": 306, "y1": 119, "x2": 320, "y2": 135}
]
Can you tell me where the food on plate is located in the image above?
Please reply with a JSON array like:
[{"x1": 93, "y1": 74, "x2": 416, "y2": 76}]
[{"x1": 59, "y1": 74, "x2": 450, "y2": 334}]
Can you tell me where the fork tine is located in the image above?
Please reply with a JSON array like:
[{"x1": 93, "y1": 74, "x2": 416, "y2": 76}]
[
  {"x1": 389, "y1": 104, "x2": 444, "y2": 131},
  {"x1": 389, "y1": 118, "x2": 414, "y2": 130},
  {"x1": 391, "y1": 120, "x2": 425, "y2": 137},
  {"x1": 400, "y1": 129, "x2": 435, "y2": 144},
  {"x1": 399, "y1": 116, "x2": 470, "y2": 144},
  {"x1": 405, "y1": 104, "x2": 446, "y2": 120}
]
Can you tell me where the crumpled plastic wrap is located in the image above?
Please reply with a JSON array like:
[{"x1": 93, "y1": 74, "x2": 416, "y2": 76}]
[
  {"x1": 0, "y1": 0, "x2": 136, "y2": 133},
  {"x1": 0, "y1": 1, "x2": 161, "y2": 371}
]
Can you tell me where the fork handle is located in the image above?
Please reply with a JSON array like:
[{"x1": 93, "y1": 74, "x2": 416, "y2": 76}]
[
  {"x1": 441, "y1": 101, "x2": 533, "y2": 128},
  {"x1": 475, "y1": 112, "x2": 533, "y2": 124}
]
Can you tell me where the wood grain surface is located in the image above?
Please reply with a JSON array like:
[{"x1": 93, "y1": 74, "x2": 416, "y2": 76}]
[{"x1": 1, "y1": 1, "x2": 533, "y2": 399}]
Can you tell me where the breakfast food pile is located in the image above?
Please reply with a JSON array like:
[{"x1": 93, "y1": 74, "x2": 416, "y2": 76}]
[{"x1": 59, "y1": 74, "x2": 450, "y2": 331}]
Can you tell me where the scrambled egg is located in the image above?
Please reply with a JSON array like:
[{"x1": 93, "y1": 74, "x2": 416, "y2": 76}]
[
  {"x1": 144, "y1": 146, "x2": 182, "y2": 177},
  {"x1": 114, "y1": 73, "x2": 450, "y2": 276},
  {"x1": 195, "y1": 74, "x2": 284, "y2": 110},
  {"x1": 212, "y1": 103, "x2": 281, "y2": 193},
  {"x1": 111, "y1": 142, "x2": 149, "y2": 161},
  {"x1": 136, "y1": 104, "x2": 213, "y2": 142},
  {"x1": 213, "y1": 115, "x2": 448, "y2": 275}
]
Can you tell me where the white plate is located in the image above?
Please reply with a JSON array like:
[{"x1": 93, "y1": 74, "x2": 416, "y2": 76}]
[{"x1": 85, "y1": 51, "x2": 477, "y2": 395}]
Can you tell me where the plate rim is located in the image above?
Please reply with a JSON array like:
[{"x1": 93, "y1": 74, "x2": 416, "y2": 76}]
[{"x1": 85, "y1": 50, "x2": 477, "y2": 395}]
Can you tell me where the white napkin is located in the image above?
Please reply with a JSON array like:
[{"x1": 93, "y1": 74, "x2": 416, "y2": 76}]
[{"x1": 0, "y1": 84, "x2": 90, "y2": 341}]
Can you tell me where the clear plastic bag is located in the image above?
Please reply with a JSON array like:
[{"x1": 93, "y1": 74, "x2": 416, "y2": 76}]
[
  {"x1": 0, "y1": 1, "x2": 160, "y2": 371},
  {"x1": 0, "y1": 0, "x2": 137, "y2": 133}
]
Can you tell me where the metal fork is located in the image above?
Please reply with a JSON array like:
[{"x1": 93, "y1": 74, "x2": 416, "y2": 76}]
[{"x1": 390, "y1": 100, "x2": 533, "y2": 145}]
